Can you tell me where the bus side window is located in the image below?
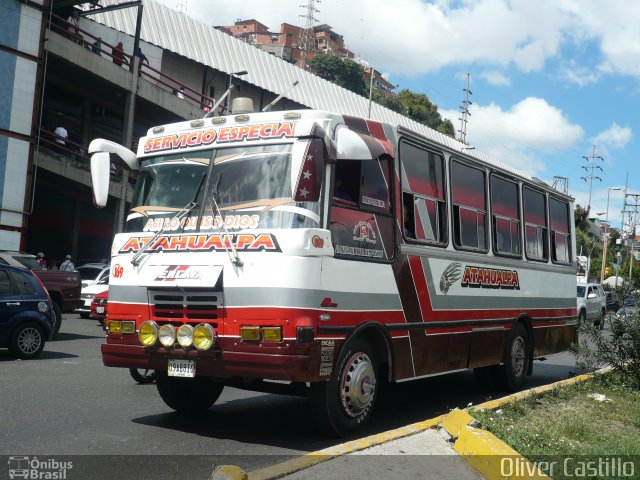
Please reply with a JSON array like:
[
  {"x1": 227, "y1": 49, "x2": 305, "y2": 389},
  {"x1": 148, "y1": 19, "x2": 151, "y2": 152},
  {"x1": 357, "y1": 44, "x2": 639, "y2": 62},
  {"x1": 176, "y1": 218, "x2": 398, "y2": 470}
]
[
  {"x1": 550, "y1": 197, "x2": 571, "y2": 264},
  {"x1": 333, "y1": 161, "x2": 358, "y2": 205},
  {"x1": 490, "y1": 175, "x2": 521, "y2": 257},
  {"x1": 523, "y1": 186, "x2": 548, "y2": 261},
  {"x1": 399, "y1": 141, "x2": 447, "y2": 245},
  {"x1": 451, "y1": 159, "x2": 487, "y2": 252}
]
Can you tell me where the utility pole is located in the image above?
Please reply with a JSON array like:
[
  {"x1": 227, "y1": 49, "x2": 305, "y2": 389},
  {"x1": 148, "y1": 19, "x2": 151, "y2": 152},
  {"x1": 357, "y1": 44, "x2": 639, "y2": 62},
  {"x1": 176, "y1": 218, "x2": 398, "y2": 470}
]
[
  {"x1": 625, "y1": 194, "x2": 640, "y2": 281},
  {"x1": 298, "y1": 0, "x2": 320, "y2": 69},
  {"x1": 457, "y1": 73, "x2": 472, "y2": 144},
  {"x1": 581, "y1": 145, "x2": 604, "y2": 213}
]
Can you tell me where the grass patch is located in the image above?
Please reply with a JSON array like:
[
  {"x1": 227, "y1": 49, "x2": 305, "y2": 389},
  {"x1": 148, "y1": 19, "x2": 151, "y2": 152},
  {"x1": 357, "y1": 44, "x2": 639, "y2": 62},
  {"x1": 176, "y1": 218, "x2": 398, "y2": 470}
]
[{"x1": 472, "y1": 373, "x2": 640, "y2": 478}]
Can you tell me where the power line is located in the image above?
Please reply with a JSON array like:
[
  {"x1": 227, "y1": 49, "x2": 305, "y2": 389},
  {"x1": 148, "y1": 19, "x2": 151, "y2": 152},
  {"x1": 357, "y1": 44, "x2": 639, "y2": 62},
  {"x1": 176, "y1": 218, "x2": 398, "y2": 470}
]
[
  {"x1": 298, "y1": 0, "x2": 320, "y2": 68},
  {"x1": 581, "y1": 144, "x2": 604, "y2": 213},
  {"x1": 457, "y1": 73, "x2": 472, "y2": 145}
]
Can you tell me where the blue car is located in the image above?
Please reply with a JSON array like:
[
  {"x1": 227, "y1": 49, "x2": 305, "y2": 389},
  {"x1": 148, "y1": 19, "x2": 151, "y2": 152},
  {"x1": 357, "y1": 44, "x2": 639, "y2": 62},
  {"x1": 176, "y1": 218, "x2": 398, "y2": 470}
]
[{"x1": 0, "y1": 264, "x2": 54, "y2": 359}]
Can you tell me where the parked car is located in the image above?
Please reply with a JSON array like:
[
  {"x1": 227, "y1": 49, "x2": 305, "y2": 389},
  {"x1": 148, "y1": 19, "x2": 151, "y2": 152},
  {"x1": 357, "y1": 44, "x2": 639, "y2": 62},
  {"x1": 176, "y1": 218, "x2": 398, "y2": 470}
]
[
  {"x1": 0, "y1": 264, "x2": 54, "y2": 359},
  {"x1": 0, "y1": 250, "x2": 81, "y2": 336},
  {"x1": 90, "y1": 289, "x2": 108, "y2": 325},
  {"x1": 576, "y1": 282, "x2": 607, "y2": 328},
  {"x1": 76, "y1": 275, "x2": 108, "y2": 319},
  {"x1": 605, "y1": 291, "x2": 621, "y2": 313},
  {"x1": 76, "y1": 263, "x2": 110, "y2": 289}
]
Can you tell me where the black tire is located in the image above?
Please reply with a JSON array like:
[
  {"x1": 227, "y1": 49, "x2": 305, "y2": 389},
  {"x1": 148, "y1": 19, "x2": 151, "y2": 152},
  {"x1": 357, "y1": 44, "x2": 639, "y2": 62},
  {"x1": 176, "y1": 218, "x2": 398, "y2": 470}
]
[
  {"x1": 9, "y1": 322, "x2": 46, "y2": 359},
  {"x1": 129, "y1": 368, "x2": 157, "y2": 384},
  {"x1": 156, "y1": 372, "x2": 224, "y2": 413},
  {"x1": 491, "y1": 322, "x2": 530, "y2": 391},
  {"x1": 577, "y1": 310, "x2": 586, "y2": 327},
  {"x1": 311, "y1": 338, "x2": 380, "y2": 437},
  {"x1": 79, "y1": 312, "x2": 90, "y2": 319},
  {"x1": 51, "y1": 303, "x2": 62, "y2": 338}
]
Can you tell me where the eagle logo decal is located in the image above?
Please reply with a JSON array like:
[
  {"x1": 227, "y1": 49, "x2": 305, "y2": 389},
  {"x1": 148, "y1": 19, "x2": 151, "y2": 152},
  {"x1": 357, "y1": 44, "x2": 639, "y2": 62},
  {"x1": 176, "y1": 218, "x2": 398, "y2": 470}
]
[{"x1": 439, "y1": 262, "x2": 463, "y2": 294}]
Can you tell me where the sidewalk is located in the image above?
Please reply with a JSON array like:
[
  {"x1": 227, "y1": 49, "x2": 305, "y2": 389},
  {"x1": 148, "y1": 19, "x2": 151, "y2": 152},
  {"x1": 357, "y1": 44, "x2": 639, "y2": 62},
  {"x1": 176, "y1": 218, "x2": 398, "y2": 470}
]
[{"x1": 212, "y1": 372, "x2": 598, "y2": 480}]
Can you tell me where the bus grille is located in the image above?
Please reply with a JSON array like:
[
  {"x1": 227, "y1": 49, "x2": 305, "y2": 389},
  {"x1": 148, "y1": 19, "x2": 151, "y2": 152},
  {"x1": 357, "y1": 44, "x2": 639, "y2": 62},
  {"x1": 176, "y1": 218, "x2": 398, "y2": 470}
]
[{"x1": 148, "y1": 289, "x2": 222, "y2": 322}]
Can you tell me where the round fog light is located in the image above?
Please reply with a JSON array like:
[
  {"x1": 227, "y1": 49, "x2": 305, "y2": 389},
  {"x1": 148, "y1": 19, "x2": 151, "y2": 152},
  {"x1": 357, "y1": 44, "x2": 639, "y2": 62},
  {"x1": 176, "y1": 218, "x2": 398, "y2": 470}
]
[
  {"x1": 159, "y1": 324, "x2": 177, "y2": 347},
  {"x1": 193, "y1": 323, "x2": 215, "y2": 351},
  {"x1": 177, "y1": 324, "x2": 194, "y2": 348},
  {"x1": 138, "y1": 321, "x2": 158, "y2": 346}
]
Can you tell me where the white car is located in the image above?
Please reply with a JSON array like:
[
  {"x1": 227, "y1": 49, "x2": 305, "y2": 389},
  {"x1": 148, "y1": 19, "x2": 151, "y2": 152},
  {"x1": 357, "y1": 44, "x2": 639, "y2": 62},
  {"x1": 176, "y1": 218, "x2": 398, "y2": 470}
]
[
  {"x1": 576, "y1": 282, "x2": 606, "y2": 328},
  {"x1": 76, "y1": 276, "x2": 108, "y2": 319},
  {"x1": 76, "y1": 263, "x2": 110, "y2": 289}
]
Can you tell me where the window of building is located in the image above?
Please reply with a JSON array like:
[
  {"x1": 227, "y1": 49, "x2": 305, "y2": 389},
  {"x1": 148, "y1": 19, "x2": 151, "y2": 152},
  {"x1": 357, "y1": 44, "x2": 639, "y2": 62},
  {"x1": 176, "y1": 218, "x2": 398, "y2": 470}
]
[
  {"x1": 399, "y1": 141, "x2": 446, "y2": 245},
  {"x1": 490, "y1": 175, "x2": 521, "y2": 256},
  {"x1": 523, "y1": 186, "x2": 548, "y2": 261},
  {"x1": 550, "y1": 197, "x2": 571, "y2": 264},
  {"x1": 451, "y1": 160, "x2": 487, "y2": 251}
]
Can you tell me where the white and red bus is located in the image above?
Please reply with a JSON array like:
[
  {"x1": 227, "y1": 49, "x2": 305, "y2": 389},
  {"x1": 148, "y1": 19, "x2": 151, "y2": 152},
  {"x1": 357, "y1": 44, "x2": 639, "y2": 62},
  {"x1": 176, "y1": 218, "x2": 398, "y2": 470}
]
[{"x1": 89, "y1": 102, "x2": 576, "y2": 436}]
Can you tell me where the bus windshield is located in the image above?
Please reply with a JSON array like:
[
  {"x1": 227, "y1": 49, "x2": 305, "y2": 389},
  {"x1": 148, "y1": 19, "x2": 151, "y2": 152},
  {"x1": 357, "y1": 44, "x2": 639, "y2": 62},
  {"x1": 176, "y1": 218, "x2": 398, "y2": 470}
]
[{"x1": 127, "y1": 142, "x2": 322, "y2": 232}]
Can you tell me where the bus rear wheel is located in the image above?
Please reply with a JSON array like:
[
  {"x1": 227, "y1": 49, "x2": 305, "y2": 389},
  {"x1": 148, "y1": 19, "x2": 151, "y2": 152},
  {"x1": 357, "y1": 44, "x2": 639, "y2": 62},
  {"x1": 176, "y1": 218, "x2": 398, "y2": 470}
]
[
  {"x1": 491, "y1": 322, "x2": 530, "y2": 391},
  {"x1": 311, "y1": 338, "x2": 379, "y2": 437},
  {"x1": 156, "y1": 373, "x2": 224, "y2": 413}
]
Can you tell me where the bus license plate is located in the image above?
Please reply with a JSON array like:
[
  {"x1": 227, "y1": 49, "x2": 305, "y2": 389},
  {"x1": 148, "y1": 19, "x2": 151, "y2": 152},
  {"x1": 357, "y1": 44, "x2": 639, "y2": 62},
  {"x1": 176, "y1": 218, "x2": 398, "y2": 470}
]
[{"x1": 168, "y1": 359, "x2": 195, "y2": 378}]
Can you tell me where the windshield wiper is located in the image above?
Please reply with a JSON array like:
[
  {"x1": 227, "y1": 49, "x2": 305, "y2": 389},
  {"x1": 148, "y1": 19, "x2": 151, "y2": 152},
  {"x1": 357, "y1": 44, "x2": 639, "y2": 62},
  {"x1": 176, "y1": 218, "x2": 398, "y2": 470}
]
[
  {"x1": 131, "y1": 173, "x2": 206, "y2": 266},
  {"x1": 208, "y1": 192, "x2": 244, "y2": 267}
]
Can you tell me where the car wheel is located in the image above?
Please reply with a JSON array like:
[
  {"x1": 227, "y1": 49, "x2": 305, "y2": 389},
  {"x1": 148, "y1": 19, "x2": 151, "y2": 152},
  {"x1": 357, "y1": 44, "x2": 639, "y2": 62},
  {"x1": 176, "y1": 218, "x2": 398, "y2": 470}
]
[
  {"x1": 491, "y1": 322, "x2": 530, "y2": 391},
  {"x1": 311, "y1": 338, "x2": 380, "y2": 437},
  {"x1": 10, "y1": 322, "x2": 46, "y2": 359},
  {"x1": 79, "y1": 312, "x2": 90, "y2": 319},
  {"x1": 156, "y1": 373, "x2": 224, "y2": 413},
  {"x1": 129, "y1": 368, "x2": 157, "y2": 384},
  {"x1": 51, "y1": 303, "x2": 62, "y2": 338},
  {"x1": 577, "y1": 310, "x2": 586, "y2": 326}
]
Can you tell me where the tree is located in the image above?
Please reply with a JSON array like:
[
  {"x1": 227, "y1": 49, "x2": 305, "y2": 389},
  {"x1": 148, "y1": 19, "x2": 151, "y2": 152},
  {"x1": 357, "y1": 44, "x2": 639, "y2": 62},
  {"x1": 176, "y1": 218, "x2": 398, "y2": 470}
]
[
  {"x1": 371, "y1": 89, "x2": 405, "y2": 114},
  {"x1": 307, "y1": 54, "x2": 367, "y2": 96}
]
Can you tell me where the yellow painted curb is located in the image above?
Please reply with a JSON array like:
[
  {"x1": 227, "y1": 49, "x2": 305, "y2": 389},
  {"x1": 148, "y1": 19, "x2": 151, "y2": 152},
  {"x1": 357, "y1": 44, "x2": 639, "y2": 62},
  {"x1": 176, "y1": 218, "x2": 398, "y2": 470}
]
[
  {"x1": 210, "y1": 465, "x2": 248, "y2": 480},
  {"x1": 454, "y1": 427, "x2": 548, "y2": 479},
  {"x1": 247, "y1": 415, "x2": 443, "y2": 480},
  {"x1": 439, "y1": 408, "x2": 474, "y2": 439}
]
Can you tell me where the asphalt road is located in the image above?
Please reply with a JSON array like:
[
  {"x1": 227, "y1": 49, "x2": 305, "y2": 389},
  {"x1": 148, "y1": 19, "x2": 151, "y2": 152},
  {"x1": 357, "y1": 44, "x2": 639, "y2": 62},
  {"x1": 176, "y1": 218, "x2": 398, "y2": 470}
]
[{"x1": 0, "y1": 313, "x2": 577, "y2": 479}]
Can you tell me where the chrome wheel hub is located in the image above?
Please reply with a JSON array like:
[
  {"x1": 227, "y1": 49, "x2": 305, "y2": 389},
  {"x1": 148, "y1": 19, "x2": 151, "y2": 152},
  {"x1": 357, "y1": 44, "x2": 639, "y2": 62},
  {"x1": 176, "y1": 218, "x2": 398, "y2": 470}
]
[
  {"x1": 511, "y1": 337, "x2": 526, "y2": 377},
  {"x1": 339, "y1": 352, "x2": 376, "y2": 418}
]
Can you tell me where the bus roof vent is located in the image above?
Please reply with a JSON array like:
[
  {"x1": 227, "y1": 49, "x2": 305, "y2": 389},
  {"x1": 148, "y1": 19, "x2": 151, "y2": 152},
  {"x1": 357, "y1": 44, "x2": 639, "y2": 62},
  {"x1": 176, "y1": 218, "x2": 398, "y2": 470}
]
[{"x1": 232, "y1": 97, "x2": 254, "y2": 114}]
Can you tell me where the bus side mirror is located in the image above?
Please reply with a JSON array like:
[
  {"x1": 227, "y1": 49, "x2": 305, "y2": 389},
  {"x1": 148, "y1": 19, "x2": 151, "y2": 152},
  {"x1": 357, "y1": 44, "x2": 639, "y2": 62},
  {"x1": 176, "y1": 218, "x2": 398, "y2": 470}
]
[
  {"x1": 90, "y1": 152, "x2": 110, "y2": 208},
  {"x1": 88, "y1": 139, "x2": 139, "y2": 208}
]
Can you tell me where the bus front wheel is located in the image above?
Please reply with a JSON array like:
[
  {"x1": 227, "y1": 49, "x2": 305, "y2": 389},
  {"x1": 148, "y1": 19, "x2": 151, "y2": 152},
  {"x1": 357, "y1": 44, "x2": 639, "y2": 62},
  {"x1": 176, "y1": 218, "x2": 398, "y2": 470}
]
[
  {"x1": 491, "y1": 322, "x2": 530, "y2": 391},
  {"x1": 156, "y1": 373, "x2": 224, "y2": 413},
  {"x1": 311, "y1": 338, "x2": 379, "y2": 437}
]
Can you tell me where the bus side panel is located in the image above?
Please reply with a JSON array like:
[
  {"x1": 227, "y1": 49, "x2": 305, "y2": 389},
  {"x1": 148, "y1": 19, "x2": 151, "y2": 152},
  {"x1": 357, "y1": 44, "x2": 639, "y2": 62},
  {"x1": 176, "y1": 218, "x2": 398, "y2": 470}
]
[
  {"x1": 532, "y1": 324, "x2": 577, "y2": 357},
  {"x1": 391, "y1": 336, "x2": 415, "y2": 379},
  {"x1": 467, "y1": 329, "x2": 507, "y2": 369}
]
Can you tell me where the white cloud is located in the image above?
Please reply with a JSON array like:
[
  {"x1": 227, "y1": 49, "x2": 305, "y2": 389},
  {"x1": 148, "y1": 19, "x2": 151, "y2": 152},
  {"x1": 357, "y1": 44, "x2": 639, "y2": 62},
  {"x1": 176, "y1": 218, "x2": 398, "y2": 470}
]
[
  {"x1": 441, "y1": 97, "x2": 584, "y2": 176},
  {"x1": 155, "y1": 0, "x2": 640, "y2": 82},
  {"x1": 592, "y1": 123, "x2": 632, "y2": 150},
  {"x1": 479, "y1": 71, "x2": 511, "y2": 86}
]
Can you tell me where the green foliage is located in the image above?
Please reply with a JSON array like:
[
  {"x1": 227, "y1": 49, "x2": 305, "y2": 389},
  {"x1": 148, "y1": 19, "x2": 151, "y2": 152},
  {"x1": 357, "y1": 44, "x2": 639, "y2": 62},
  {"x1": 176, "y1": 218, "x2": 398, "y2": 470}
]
[
  {"x1": 307, "y1": 54, "x2": 367, "y2": 96},
  {"x1": 436, "y1": 118, "x2": 455, "y2": 137},
  {"x1": 573, "y1": 288, "x2": 640, "y2": 388},
  {"x1": 371, "y1": 89, "x2": 405, "y2": 114},
  {"x1": 397, "y1": 89, "x2": 441, "y2": 128}
]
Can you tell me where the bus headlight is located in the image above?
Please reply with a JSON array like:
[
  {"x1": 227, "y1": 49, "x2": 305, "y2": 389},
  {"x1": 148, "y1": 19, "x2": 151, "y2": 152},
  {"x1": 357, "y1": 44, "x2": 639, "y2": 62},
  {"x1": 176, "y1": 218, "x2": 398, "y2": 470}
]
[
  {"x1": 159, "y1": 324, "x2": 177, "y2": 347},
  {"x1": 138, "y1": 321, "x2": 158, "y2": 346},
  {"x1": 193, "y1": 323, "x2": 215, "y2": 351},
  {"x1": 177, "y1": 324, "x2": 194, "y2": 348}
]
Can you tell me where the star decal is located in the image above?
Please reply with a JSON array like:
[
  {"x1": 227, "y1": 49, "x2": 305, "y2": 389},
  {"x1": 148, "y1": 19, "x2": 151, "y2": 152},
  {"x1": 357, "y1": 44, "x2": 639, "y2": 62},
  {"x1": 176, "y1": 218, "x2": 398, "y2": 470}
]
[
  {"x1": 303, "y1": 170, "x2": 312, "y2": 179},
  {"x1": 299, "y1": 187, "x2": 309, "y2": 198}
]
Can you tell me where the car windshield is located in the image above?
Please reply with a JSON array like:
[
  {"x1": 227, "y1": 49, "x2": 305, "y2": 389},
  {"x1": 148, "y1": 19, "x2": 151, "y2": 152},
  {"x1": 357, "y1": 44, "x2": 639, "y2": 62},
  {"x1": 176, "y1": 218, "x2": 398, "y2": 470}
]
[
  {"x1": 76, "y1": 267, "x2": 103, "y2": 280},
  {"x1": 577, "y1": 286, "x2": 586, "y2": 298},
  {"x1": 127, "y1": 141, "x2": 322, "y2": 232},
  {"x1": 13, "y1": 255, "x2": 42, "y2": 271}
]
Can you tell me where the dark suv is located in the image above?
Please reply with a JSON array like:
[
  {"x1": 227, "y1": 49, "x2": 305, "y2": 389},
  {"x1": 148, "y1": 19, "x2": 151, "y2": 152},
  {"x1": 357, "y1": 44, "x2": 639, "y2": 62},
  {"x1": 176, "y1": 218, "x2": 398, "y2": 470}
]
[{"x1": 0, "y1": 264, "x2": 54, "y2": 359}]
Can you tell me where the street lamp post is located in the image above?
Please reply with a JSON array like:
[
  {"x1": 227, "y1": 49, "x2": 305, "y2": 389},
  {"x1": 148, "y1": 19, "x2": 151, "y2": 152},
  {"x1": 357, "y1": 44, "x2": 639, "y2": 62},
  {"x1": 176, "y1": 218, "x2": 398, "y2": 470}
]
[{"x1": 601, "y1": 187, "x2": 622, "y2": 284}]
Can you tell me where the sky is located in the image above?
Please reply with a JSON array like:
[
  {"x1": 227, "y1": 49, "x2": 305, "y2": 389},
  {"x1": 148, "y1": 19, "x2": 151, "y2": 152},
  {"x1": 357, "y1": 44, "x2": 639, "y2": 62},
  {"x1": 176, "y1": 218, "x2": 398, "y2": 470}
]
[{"x1": 156, "y1": 0, "x2": 639, "y2": 231}]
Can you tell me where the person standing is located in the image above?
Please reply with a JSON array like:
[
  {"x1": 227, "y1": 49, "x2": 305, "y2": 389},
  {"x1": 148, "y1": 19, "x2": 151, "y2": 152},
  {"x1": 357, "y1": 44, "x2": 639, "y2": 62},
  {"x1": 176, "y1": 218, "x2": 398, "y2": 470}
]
[
  {"x1": 92, "y1": 37, "x2": 102, "y2": 55},
  {"x1": 54, "y1": 124, "x2": 68, "y2": 155},
  {"x1": 59, "y1": 255, "x2": 75, "y2": 272},
  {"x1": 112, "y1": 41, "x2": 125, "y2": 66},
  {"x1": 36, "y1": 252, "x2": 48, "y2": 270},
  {"x1": 66, "y1": 11, "x2": 82, "y2": 45}
]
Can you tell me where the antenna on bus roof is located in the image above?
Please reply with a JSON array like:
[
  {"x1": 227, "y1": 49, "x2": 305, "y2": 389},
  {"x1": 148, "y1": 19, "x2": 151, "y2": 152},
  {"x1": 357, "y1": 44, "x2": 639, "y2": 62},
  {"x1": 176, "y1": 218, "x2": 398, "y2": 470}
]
[{"x1": 262, "y1": 80, "x2": 300, "y2": 112}]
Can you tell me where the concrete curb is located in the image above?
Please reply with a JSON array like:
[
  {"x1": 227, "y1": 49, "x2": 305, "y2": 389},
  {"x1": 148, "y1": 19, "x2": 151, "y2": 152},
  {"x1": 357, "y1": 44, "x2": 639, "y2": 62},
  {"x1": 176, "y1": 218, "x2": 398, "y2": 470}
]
[{"x1": 211, "y1": 369, "x2": 606, "y2": 480}]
